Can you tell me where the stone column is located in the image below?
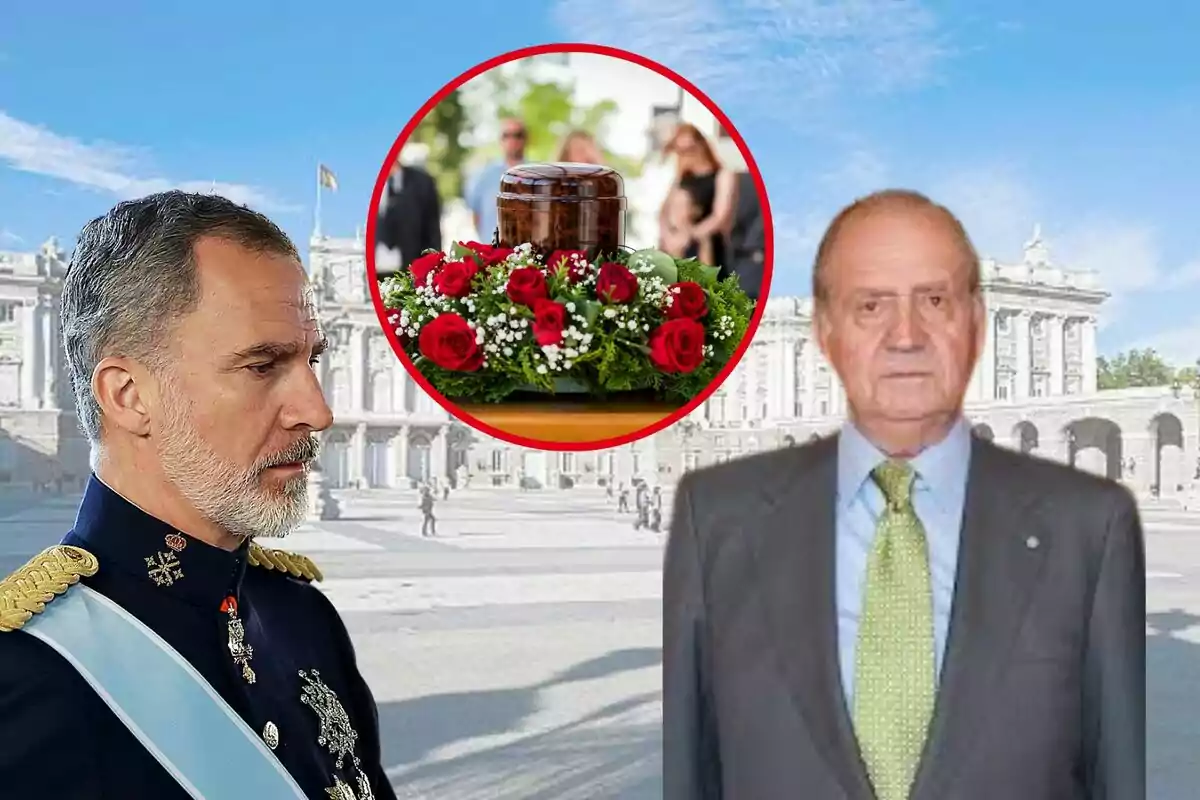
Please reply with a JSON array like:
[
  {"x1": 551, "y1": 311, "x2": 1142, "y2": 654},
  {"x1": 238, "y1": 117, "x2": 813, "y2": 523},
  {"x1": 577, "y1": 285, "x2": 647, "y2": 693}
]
[
  {"x1": 982, "y1": 308, "x2": 997, "y2": 402},
  {"x1": 352, "y1": 422, "x2": 367, "y2": 486},
  {"x1": 432, "y1": 426, "x2": 448, "y2": 482},
  {"x1": 1014, "y1": 310, "x2": 1031, "y2": 400},
  {"x1": 397, "y1": 425, "x2": 411, "y2": 487},
  {"x1": 804, "y1": 339, "x2": 817, "y2": 418},
  {"x1": 39, "y1": 296, "x2": 57, "y2": 410},
  {"x1": 1048, "y1": 315, "x2": 1065, "y2": 395},
  {"x1": 779, "y1": 337, "x2": 795, "y2": 420},
  {"x1": 20, "y1": 300, "x2": 37, "y2": 407},
  {"x1": 384, "y1": 432, "x2": 397, "y2": 489},
  {"x1": 1081, "y1": 318, "x2": 1098, "y2": 394},
  {"x1": 350, "y1": 327, "x2": 366, "y2": 414}
]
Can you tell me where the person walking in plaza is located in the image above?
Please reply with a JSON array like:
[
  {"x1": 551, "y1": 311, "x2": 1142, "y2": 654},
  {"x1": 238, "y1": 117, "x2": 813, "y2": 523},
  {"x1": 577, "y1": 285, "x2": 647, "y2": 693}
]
[
  {"x1": 663, "y1": 189, "x2": 1145, "y2": 800},
  {"x1": 419, "y1": 485, "x2": 436, "y2": 537},
  {"x1": 0, "y1": 191, "x2": 396, "y2": 799}
]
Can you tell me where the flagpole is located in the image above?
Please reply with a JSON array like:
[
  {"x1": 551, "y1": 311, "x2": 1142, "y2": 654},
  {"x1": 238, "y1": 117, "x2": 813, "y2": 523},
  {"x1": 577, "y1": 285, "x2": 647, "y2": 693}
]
[{"x1": 314, "y1": 163, "x2": 323, "y2": 238}]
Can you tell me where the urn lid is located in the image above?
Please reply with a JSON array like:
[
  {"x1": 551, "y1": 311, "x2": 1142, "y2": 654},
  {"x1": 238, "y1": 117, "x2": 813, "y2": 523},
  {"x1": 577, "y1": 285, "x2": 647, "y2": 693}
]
[{"x1": 498, "y1": 162, "x2": 624, "y2": 201}]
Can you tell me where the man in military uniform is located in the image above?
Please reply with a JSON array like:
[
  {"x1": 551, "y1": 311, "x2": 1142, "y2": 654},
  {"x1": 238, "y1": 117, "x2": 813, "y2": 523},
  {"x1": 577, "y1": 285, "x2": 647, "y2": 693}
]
[{"x1": 0, "y1": 191, "x2": 397, "y2": 799}]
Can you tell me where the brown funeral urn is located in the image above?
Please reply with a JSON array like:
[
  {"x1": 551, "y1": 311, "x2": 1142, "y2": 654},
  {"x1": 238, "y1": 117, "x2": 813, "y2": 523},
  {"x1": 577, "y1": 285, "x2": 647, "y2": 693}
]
[{"x1": 495, "y1": 163, "x2": 626, "y2": 257}]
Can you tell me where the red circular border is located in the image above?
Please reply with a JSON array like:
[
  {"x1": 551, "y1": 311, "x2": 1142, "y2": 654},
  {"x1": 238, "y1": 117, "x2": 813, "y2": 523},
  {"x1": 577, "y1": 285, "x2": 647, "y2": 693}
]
[{"x1": 364, "y1": 42, "x2": 774, "y2": 453}]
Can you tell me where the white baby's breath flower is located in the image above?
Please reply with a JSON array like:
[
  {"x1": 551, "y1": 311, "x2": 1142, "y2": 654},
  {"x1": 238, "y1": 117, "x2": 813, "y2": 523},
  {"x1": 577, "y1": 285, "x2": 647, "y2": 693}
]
[{"x1": 536, "y1": 364, "x2": 548, "y2": 375}]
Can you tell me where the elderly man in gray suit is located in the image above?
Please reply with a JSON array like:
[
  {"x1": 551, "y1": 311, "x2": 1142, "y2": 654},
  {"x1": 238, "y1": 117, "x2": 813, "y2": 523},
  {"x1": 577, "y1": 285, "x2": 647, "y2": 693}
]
[{"x1": 663, "y1": 189, "x2": 1145, "y2": 800}]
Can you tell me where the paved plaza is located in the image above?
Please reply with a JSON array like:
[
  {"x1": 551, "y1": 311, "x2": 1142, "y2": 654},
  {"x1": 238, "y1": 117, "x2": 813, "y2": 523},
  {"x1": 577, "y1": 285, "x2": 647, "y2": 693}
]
[{"x1": 1, "y1": 484, "x2": 1198, "y2": 798}]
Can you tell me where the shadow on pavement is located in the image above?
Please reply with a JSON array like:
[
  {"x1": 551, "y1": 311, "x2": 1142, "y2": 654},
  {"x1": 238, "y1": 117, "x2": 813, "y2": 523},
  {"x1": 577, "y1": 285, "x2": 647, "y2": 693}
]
[
  {"x1": 1147, "y1": 609, "x2": 1200, "y2": 800},
  {"x1": 378, "y1": 646, "x2": 662, "y2": 798}
]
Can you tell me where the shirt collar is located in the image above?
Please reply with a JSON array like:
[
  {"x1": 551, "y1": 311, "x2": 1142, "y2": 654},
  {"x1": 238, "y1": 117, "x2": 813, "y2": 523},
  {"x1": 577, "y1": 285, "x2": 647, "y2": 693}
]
[
  {"x1": 837, "y1": 416, "x2": 972, "y2": 511},
  {"x1": 67, "y1": 473, "x2": 249, "y2": 609}
]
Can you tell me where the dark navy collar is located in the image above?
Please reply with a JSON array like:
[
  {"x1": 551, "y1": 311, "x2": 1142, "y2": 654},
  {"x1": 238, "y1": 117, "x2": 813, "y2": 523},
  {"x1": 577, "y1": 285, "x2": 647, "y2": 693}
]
[{"x1": 64, "y1": 473, "x2": 249, "y2": 610}]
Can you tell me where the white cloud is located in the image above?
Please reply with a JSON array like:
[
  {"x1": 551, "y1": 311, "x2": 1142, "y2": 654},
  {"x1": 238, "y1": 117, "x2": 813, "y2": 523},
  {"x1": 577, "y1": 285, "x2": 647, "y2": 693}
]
[
  {"x1": 1123, "y1": 318, "x2": 1200, "y2": 368},
  {"x1": 1163, "y1": 259, "x2": 1200, "y2": 289},
  {"x1": 0, "y1": 111, "x2": 297, "y2": 213},
  {"x1": 1054, "y1": 221, "x2": 1163, "y2": 293},
  {"x1": 551, "y1": 0, "x2": 949, "y2": 127},
  {"x1": 0, "y1": 228, "x2": 22, "y2": 246},
  {"x1": 927, "y1": 165, "x2": 1041, "y2": 263}
]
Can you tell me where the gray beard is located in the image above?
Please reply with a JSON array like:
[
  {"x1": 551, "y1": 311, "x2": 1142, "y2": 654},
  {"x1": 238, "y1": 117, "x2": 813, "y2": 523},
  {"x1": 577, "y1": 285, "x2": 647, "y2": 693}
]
[{"x1": 155, "y1": 391, "x2": 312, "y2": 540}]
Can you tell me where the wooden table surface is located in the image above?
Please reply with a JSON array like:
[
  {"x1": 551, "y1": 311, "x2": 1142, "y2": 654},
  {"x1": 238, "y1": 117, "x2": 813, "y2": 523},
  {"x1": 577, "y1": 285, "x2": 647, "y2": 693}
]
[{"x1": 457, "y1": 398, "x2": 680, "y2": 444}]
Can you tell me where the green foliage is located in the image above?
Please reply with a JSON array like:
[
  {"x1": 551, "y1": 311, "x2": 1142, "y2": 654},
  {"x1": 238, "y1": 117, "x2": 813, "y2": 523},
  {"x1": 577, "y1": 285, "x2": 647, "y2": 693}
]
[
  {"x1": 479, "y1": 60, "x2": 643, "y2": 181},
  {"x1": 410, "y1": 89, "x2": 469, "y2": 202},
  {"x1": 1097, "y1": 348, "x2": 1179, "y2": 389},
  {"x1": 380, "y1": 244, "x2": 756, "y2": 405}
]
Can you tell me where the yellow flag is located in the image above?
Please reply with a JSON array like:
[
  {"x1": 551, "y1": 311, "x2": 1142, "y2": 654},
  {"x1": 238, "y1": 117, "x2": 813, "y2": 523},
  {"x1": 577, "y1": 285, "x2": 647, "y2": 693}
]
[{"x1": 318, "y1": 164, "x2": 338, "y2": 191}]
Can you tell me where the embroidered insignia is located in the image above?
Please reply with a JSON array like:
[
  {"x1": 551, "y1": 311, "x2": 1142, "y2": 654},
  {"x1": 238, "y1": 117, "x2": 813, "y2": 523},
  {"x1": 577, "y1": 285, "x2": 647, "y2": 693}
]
[
  {"x1": 249, "y1": 544, "x2": 323, "y2": 582},
  {"x1": 221, "y1": 595, "x2": 256, "y2": 684},
  {"x1": 0, "y1": 546, "x2": 99, "y2": 633},
  {"x1": 299, "y1": 669, "x2": 360, "y2": 769},
  {"x1": 164, "y1": 533, "x2": 187, "y2": 552},
  {"x1": 263, "y1": 721, "x2": 280, "y2": 750},
  {"x1": 326, "y1": 770, "x2": 375, "y2": 800},
  {"x1": 146, "y1": 551, "x2": 184, "y2": 587}
]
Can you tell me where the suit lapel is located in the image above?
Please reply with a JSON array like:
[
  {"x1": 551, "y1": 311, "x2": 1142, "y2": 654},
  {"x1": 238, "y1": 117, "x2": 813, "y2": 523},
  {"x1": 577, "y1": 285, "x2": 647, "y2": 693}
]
[
  {"x1": 749, "y1": 435, "x2": 875, "y2": 800},
  {"x1": 910, "y1": 437, "x2": 1054, "y2": 799}
]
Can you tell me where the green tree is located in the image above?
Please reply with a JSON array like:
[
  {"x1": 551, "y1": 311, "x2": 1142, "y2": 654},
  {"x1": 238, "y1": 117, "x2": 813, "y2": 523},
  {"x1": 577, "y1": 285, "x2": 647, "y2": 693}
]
[
  {"x1": 1173, "y1": 362, "x2": 1200, "y2": 389},
  {"x1": 1097, "y1": 348, "x2": 1178, "y2": 389},
  {"x1": 410, "y1": 88, "x2": 469, "y2": 202},
  {"x1": 478, "y1": 63, "x2": 643, "y2": 182}
]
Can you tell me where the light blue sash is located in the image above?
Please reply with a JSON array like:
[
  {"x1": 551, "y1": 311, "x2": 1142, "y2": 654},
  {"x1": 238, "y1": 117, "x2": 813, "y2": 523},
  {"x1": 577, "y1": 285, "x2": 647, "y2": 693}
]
[{"x1": 21, "y1": 584, "x2": 307, "y2": 799}]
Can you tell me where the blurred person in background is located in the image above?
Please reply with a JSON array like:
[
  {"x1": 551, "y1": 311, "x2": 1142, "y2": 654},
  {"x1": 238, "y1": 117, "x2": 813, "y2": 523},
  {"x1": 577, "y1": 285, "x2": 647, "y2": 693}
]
[
  {"x1": 375, "y1": 144, "x2": 442, "y2": 278},
  {"x1": 664, "y1": 189, "x2": 1144, "y2": 800},
  {"x1": 0, "y1": 192, "x2": 397, "y2": 800},
  {"x1": 657, "y1": 123, "x2": 736, "y2": 278},
  {"x1": 660, "y1": 185, "x2": 715, "y2": 265},
  {"x1": 466, "y1": 116, "x2": 526, "y2": 243},
  {"x1": 556, "y1": 129, "x2": 604, "y2": 164},
  {"x1": 727, "y1": 171, "x2": 766, "y2": 300}
]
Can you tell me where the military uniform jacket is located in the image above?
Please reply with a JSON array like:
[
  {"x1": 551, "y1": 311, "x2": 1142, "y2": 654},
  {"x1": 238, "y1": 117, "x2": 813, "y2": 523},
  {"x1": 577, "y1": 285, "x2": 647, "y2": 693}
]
[{"x1": 0, "y1": 476, "x2": 397, "y2": 800}]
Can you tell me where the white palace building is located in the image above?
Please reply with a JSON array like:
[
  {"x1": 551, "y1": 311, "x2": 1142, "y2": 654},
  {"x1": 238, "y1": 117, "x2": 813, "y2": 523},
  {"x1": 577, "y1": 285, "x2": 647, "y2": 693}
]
[{"x1": 1, "y1": 228, "x2": 1197, "y2": 501}]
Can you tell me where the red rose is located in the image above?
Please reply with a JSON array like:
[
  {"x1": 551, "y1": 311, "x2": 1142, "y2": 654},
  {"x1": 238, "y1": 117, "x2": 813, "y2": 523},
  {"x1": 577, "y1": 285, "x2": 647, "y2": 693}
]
[
  {"x1": 546, "y1": 249, "x2": 590, "y2": 283},
  {"x1": 596, "y1": 262, "x2": 638, "y2": 304},
  {"x1": 648, "y1": 318, "x2": 706, "y2": 374},
  {"x1": 532, "y1": 299, "x2": 567, "y2": 346},
  {"x1": 506, "y1": 267, "x2": 549, "y2": 307},
  {"x1": 432, "y1": 259, "x2": 478, "y2": 298},
  {"x1": 418, "y1": 313, "x2": 484, "y2": 372},
  {"x1": 409, "y1": 252, "x2": 444, "y2": 288},
  {"x1": 666, "y1": 281, "x2": 709, "y2": 320},
  {"x1": 462, "y1": 241, "x2": 514, "y2": 266}
]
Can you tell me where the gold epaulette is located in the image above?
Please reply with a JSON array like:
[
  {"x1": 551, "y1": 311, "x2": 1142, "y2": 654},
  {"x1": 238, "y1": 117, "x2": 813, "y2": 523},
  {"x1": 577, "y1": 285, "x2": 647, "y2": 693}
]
[
  {"x1": 0, "y1": 545, "x2": 99, "y2": 633},
  {"x1": 247, "y1": 544, "x2": 323, "y2": 583}
]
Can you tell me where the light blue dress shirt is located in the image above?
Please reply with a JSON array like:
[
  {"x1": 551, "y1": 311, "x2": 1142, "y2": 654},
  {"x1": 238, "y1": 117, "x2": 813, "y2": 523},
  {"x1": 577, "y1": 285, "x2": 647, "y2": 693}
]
[
  {"x1": 835, "y1": 417, "x2": 971, "y2": 707},
  {"x1": 465, "y1": 160, "x2": 510, "y2": 243}
]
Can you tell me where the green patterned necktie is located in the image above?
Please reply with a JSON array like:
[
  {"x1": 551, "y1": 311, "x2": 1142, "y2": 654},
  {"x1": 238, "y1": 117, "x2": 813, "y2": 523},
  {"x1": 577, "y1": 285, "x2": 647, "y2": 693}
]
[{"x1": 852, "y1": 459, "x2": 936, "y2": 800}]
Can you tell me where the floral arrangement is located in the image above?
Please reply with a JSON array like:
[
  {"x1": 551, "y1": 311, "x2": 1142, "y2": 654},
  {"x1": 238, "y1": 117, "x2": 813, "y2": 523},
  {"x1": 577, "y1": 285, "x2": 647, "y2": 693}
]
[{"x1": 378, "y1": 240, "x2": 755, "y2": 404}]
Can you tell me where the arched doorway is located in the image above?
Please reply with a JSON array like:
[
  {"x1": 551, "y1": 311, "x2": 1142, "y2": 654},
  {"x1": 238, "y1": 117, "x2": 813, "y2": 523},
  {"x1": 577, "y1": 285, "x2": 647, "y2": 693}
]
[
  {"x1": 1063, "y1": 417, "x2": 1122, "y2": 480},
  {"x1": 1013, "y1": 421, "x2": 1039, "y2": 454},
  {"x1": 1150, "y1": 412, "x2": 1185, "y2": 497},
  {"x1": 972, "y1": 423, "x2": 995, "y2": 441}
]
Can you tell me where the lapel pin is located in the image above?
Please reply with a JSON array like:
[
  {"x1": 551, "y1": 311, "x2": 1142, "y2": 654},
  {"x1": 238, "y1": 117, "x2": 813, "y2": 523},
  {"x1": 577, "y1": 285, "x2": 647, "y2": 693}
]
[
  {"x1": 1025, "y1": 535, "x2": 1040, "y2": 550},
  {"x1": 165, "y1": 533, "x2": 187, "y2": 552}
]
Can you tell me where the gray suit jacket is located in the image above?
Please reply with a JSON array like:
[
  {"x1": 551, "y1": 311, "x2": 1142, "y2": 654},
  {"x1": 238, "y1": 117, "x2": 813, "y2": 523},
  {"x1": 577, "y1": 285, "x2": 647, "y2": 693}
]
[{"x1": 663, "y1": 432, "x2": 1145, "y2": 799}]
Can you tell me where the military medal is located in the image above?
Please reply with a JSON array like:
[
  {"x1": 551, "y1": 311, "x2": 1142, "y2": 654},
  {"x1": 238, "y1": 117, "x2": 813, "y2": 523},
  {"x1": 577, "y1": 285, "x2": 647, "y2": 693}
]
[
  {"x1": 145, "y1": 533, "x2": 187, "y2": 587},
  {"x1": 299, "y1": 669, "x2": 375, "y2": 800},
  {"x1": 220, "y1": 595, "x2": 256, "y2": 684}
]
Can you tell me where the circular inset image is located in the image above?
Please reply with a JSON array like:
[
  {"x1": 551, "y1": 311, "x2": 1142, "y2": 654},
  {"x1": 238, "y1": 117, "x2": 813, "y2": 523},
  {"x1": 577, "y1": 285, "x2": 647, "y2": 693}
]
[{"x1": 367, "y1": 43, "x2": 772, "y2": 451}]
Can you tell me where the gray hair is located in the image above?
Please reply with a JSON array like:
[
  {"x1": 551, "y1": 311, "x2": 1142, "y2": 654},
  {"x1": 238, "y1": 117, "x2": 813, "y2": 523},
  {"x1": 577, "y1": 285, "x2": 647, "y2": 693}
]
[{"x1": 61, "y1": 190, "x2": 300, "y2": 445}]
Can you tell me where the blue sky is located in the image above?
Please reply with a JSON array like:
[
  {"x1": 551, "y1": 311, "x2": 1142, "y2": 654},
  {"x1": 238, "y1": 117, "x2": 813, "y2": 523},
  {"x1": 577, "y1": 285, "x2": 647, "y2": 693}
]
[{"x1": 1, "y1": 0, "x2": 1197, "y2": 365}]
